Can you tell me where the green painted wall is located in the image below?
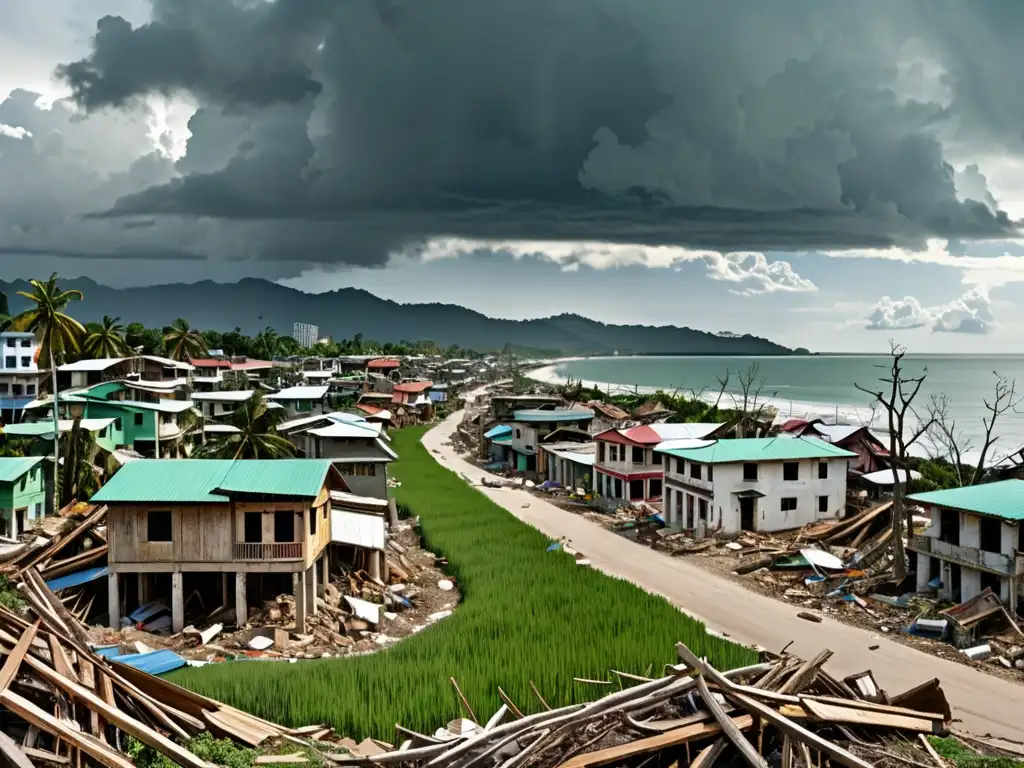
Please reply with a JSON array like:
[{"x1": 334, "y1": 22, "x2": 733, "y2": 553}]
[{"x1": 0, "y1": 463, "x2": 47, "y2": 534}]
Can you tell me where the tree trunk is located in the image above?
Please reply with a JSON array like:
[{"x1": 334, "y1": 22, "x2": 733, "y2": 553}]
[
  {"x1": 60, "y1": 418, "x2": 81, "y2": 507},
  {"x1": 891, "y1": 477, "x2": 907, "y2": 581},
  {"x1": 49, "y1": 348, "x2": 60, "y2": 515}
]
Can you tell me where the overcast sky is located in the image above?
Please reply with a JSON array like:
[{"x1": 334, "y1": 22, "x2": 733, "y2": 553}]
[{"x1": 4, "y1": 1, "x2": 1024, "y2": 353}]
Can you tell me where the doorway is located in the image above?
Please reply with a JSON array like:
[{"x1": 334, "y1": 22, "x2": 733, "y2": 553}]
[
  {"x1": 740, "y1": 497, "x2": 756, "y2": 531},
  {"x1": 274, "y1": 511, "x2": 294, "y2": 542},
  {"x1": 14, "y1": 508, "x2": 25, "y2": 537}
]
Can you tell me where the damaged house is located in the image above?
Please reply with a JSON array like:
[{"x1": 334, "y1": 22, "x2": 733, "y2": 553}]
[
  {"x1": 0, "y1": 456, "x2": 47, "y2": 537},
  {"x1": 505, "y1": 409, "x2": 594, "y2": 472},
  {"x1": 909, "y1": 479, "x2": 1024, "y2": 616},
  {"x1": 92, "y1": 458, "x2": 348, "y2": 635},
  {"x1": 655, "y1": 437, "x2": 856, "y2": 534},
  {"x1": 278, "y1": 412, "x2": 396, "y2": 499},
  {"x1": 779, "y1": 420, "x2": 890, "y2": 477}
]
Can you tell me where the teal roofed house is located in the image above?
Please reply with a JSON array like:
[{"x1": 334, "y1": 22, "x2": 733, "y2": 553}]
[
  {"x1": 92, "y1": 459, "x2": 350, "y2": 635},
  {"x1": 654, "y1": 437, "x2": 857, "y2": 534},
  {"x1": 506, "y1": 408, "x2": 594, "y2": 472},
  {"x1": 907, "y1": 479, "x2": 1024, "y2": 616},
  {"x1": 0, "y1": 457, "x2": 47, "y2": 537}
]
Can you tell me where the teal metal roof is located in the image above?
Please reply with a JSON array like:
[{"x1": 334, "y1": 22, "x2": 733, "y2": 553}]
[
  {"x1": 484, "y1": 424, "x2": 512, "y2": 439},
  {"x1": 657, "y1": 437, "x2": 857, "y2": 464},
  {"x1": 91, "y1": 459, "x2": 335, "y2": 503},
  {"x1": 0, "y1": 457, "x2": 45, "y2": 484},
  {"x1": 909, "y1": 479, "x2": 1024, "y2": 521},
  {"x1": 512, "y1": 409, "x2": 594, "y2": 423}
]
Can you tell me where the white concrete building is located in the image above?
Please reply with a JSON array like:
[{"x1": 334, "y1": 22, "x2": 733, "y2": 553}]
[
  {"x1": 0, "y1": 331, "x2": 41, "y2": 422},
  {"x1": 190, "y1": 390, "x2": 256, "y2": 420},
  {"x1": 656, "y1": 437, "x2": 855, "y2": 534},
  {"x1": 908, "y1": 480, "x2": 1024, "y2": 616},
  {"x1": 293, "y1": 322, "x2": 319, "y2": 348}
]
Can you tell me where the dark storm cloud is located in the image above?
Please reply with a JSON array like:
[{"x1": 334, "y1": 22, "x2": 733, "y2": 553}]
[
  {"x1": 44, "y1": 0, "x2": 1024, "y2": 264},
  {"x1": 0, "y1": 245, "x2": 205, "y2": 260}
]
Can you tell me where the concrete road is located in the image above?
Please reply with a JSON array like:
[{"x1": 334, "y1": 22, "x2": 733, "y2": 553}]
[{"x1": 421, "y1": 406, "x2": 1024, "y2": 741}]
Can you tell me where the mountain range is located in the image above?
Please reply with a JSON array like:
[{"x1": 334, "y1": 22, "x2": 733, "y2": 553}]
[{"x1": 0, "y1": 278, "x2": 806, "y2": 356}]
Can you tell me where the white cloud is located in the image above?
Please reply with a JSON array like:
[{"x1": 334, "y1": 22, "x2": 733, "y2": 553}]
[
  {"x1": 865, "y1": 287, "x2": 994, "y2": 334},
  {"x1": 415, "y1": 238, "x2": 817, "y2": 296},
  {"x1": 0, "y1": 123, "x2": 30, "y2": 139}
]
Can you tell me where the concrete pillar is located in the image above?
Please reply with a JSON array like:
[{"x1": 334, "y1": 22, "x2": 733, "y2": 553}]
[
  {"x1": 293, "y1": 570, "x2": 307, "y2": 633},
  {"x1": 916, "y1": 557, "x2": 932, "y2": 593},
  {"x1": 319, "y1": 555, "x2": 329, "y2": 598},
  {"x1": 367, "y1": 549, "x2": 382, "y2": 582},
  {"x1": 221, "y1": 573, "x2": 230, "y2": 609},
  {"x1": 1008, "y1": 575, "x2": 1018, "y2": 617},
  {"x1": 137, "y1": 573, "x2": 148, "y2": 605},
  {"x1": 235, "y1": 572, "x2": 247, "y2": 628},
  {"x1": 107, "y1": 572, "x2": 120, "y2": 629},
  {"x1": 171, "y1": 571, "x2": 184, "y2": 634},
  {"x1": 306, "y1": 563, "x2": 317, "y2": 616}
]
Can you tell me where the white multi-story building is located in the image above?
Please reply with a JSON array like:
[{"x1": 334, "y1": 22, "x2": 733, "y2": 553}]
[
  {"x1": 908, "y1": 480, "x2": 1024, "y2": 616},
  {"x1": 0, "y1": 331, "x2": 42, "y2": 423},
  {"x1": 655, "y1": 437, "x2": 855, "y2": 534},
  {"x1": 293, "y1": 322, "x2": 319, "y2": 348}
]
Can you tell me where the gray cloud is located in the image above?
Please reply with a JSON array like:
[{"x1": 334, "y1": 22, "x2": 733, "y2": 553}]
[
  {"x1": 7, "y1": 0, "x2": 1024, "y2": 276},
  {"x1": 864, "y1": 288, "x2": 995, "y2": 333}
]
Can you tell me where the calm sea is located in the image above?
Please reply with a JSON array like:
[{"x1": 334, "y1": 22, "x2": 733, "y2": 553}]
[{"x1": 531, "y1": 355, "x2": 1024, "y2": 463}]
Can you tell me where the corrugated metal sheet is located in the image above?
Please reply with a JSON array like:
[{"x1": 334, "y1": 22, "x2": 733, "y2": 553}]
[
  {"x1": 4, "y1": 418, "x2": 115, "y2": 437},
  {"x1": 512, "y1": 409, "x2": 594, "y2": 423},
  {"x1": 267, "y1": 385, "x2": 329, "y2": 401},
  {"x1": 107, "y1": 649, "x2": 187, "y2": 676},
  {"x1": 58, "y1": 357, "x2": 126, "y2": 371},
  {"x1": 47, "y1": 566, "x2": 109, "y2": 591},
  {"x1": 0, "y1": 456, "x2": 45, "y2": 483},
  {"x1": 484, "y1": 425, "x2": 512, "y2": 439},
  {"x1": 191, "y1": 390, "x2": 254, "y2": 402},
  {"x1": 657, "y1": 437, "x2": 858, "y2": 464},
  {"x1": 332, "y1": 509, "x2": 386, "y2": 550},
  {"x1": 393, "y1": 381, "x2": 433, "y2": 394},
  {"x1": 91, "y1": 459, "x2": 334, "y2": 503},
  {"x1": 909, "y1": 479, "x2": 1024, "y2": 521}
]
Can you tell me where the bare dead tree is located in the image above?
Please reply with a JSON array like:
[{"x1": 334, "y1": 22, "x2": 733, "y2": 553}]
[
  {"x1": 854, "y1": 341, "x2": 939, "y2": 581},
  {"x1": 931, "y1": 373, "x2": 1022, "y2": 486},
  {"x1": 718, "y1": 363, "x2": 777, "y2": 437}
]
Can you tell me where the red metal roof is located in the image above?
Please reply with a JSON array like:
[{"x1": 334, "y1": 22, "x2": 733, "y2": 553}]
[
  {"x1": 621, "y1": 425, "x2": 664, "y2": 444},
  {"x1": 779, "y1": 418, "x2": 809, "y2": 433},
  {"x1": 190, "y1": 359, "x2": 231, "y2": 369},
  {"x1": 355, "y1": 403, "x2": 384, "y2": 415},
  {"x1": 393, "y1": 380, "x2": 433, "y2": 393},
  {"x1": 367, "y1": 358, "x2": 401, "y2": 369},
  {"x1": 230, "y1": 359, "x2": 273, "y2": 370}
]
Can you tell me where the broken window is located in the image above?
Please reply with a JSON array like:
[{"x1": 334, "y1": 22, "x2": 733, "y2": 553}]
[
  {"x1": 689, "y1": 463, "x2": 702, "y2": 480},
  {"x1": 979, "y1": 516, "x2": 1002, "y2": 554},
  {"x1": 632, "y1": 446, "x2": 644, "y2": 464},
  {"x1": 676, "y1": 458, "x2": 684, "y2": 475},
  {"x1": 652, "y1": 451, "x2": 662, "y2": 465},
  {"x1": 783, "y1": 462, "x2": 799, "y2": 481},
  {"x1": 818, "y1": 462, "x2": 828, "y2": 479},
  {"x1": 698, "y1": 498, "x2": 709, "y2": 520},
  {"x1": 781, "y1": 497, "x2": 797, "y2": 512},
  {"x1": 597, "y1": 443, "x2": 605, "y2": 463},
  {"x1": 649, "y1": 478, "x2": 663, "y2": 497},
  {"x1": 310, "y1": 507, "x2": 317, "y2": 536},
  {"x1": 818, "y1": 495, "x2": 828, "y2": 513},
  {"x1": 629, "y1": 479, "x2": 645, "y2": 499},
  {"x1": 707, "y1": 465, "x2": 713, "y2": 482},
  {"x1": 939, "y1": 508, "x2": 960, "y2": 545},
  {"x1": 274, "y1": 510, "x2": 294, "y2": 543},
  {"x1": 743, "y1": 463, "x2": 758, "y2": 481},
  {"x1": 134, "y1": 412, "x2": 144, "y2": 426},
  {"x1": 146, "y1": 510, "x2": 172, "y2": 542}
]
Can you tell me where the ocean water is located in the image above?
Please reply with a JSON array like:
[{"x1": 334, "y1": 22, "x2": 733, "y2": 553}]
[{"x1": 531, "y1": 355, "x2": 1024, "y2": 463}]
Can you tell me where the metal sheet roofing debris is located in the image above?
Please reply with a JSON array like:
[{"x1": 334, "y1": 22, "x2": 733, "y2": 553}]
[
  {"x1": 375, "y1": 438, "x2": 399, "y2": 460},
  {"x1": 203, "y1": 424, "x2": 242, "y2": 434},
  {"x1": 393, "y1": 380, "x2": 433, "y2": 393},
  {"x1": 799, "y1": 548, "x2": 845, "y2": 571},
  {"x1": 344, "y1": 596, "x2": 381, "y2": 624},
  {"x1": 46, "y1": 565, "x2": 109, "y2": 591},
  {"x1": 0, "y1": 456, "x2": 45, "y2": 483},
  {"x1": 142, "y1": 355, "x2": 194, "y2": 370},
  {"x1": 90, "y1": 459, "x2": 335, "y2": 503},
  {"x1": 512, "y1": 409, "x2": 594, "y2": 423},
  {"x1": 545, "y1": 447, "x2": 596, "y2": 466},
  {"x1": 332, "y1": 509, "x2": 386, "y2": 550},
  {"x1": 190, "y1": 390, "x2": 255, "y2": 402},
  {"x1": 484, "y1": 424, "x2": 512, "y2": 439},
  {"x1": 656, "y1": 437, "x2": 858, "y2": 464},
  {"x1": 308, "y1": 422, "x2": 381, "y2": 439},
  {"x1": 330, "y1": 490, "x2": 388, "y2": 508},
  {"x1": 909, "y1": 479, "x2": 1024, "y2": 521},
  {"x1": 861, "y1": 468, "x2": 921, "y2": 485},
  {"x1": 106, "y1": 649, "x2": 187, "y2": 676},
  {"x1": 124, "y1": 378, "x2": 189, "y2": 391},
  {"x1": 268, "y1": 385, "x2": 329, "y2": 400}
]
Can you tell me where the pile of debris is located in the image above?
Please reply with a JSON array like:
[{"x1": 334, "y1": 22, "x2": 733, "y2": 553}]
[{"x1": 329, "y1": 641, "x2": 1008, "y2": 768}]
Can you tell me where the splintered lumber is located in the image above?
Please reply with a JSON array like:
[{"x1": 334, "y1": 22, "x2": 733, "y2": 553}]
[
  {"x1": 558, "y1": 716, "x2": 755, "y2": 768},
  {"x1": 797, "y1": 697, "x2": 943, "y2": 734},
  {"x1": 777, "y1": 649, "x2": 833, "y2": 695},
  {"x1": 0, "y1": 729, "x2": 34, "y2": 768},
  {"x1": 823, "y1": 502, "x2": 892, "y2": 544},
  {"x1": 0, "y1": 619, "x2": 39, "y2": 692},
  {"x1": 16, "y1": 505, "x2": 107, "y2": 575},
  {"x1": 694, "y1": 674, "x2": 766, "y2": 768}
]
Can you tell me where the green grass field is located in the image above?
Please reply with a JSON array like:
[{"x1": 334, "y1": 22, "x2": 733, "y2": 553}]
[{"x1": 167, "y1": 427, "x2": 757, "y2": 739}]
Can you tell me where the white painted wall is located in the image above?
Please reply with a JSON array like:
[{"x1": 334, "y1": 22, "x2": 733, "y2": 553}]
[
  {"x1": 663, "y1": 456, "x2": 848, "y2": 533},
  {"x1": 595, "y1": 441, "x2": 663, "y2": 475},
  {"x1": 509, "y1": 423, "x2": 538, "y2": 457}
]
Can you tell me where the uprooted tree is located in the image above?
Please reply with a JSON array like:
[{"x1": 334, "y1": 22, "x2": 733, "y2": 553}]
[
  {"x1": 854, "y1": 342, "x2": 939, "y2": 581},
  {"x1": 929, "y1": 373, "x2": 1022, "y2": 487},
  {"x1": 718, "y1": 362, "x2": 777, "y2": 437}
]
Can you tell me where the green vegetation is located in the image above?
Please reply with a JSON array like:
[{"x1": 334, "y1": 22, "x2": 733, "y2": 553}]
[
  {"x1": 168, "y1": 427, "x2": 756, "y2": 739},
  {"x1": 0, "y1": 574, "x2": 25, "y2": 612},
  {"x1": 128, "y1": 733, "x2": 263, "y2": 768},
  {"x1": 928, "y1": 738, "x2": 1024, "y2": 768},
  {"x1": 194, "y1": 391, "x2": 297, "y2": 460}
]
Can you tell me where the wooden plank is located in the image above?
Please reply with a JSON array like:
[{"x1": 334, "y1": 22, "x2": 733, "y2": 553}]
[
  {"x1": 253, "y1": 754, "x2": 309, "y2": 765},
  {"x1": 777, "y1": 650, "x2": 833, "y2": 696},
  {"x1": 0, "y1": 729, "x2": 35, "y2": 768},
  {"x1": 40, "y1": 546, "x2": 108, "y2": 581},
  {"x1": 558, "y1": 715, "x2": 754, "y2": 768},
  {"x1": 695, "y1": 674, "x2": 766, "y2": 768},
  {"x1": 0, "y1": 619, "x2": 39, "y2": 692},
  {"x1": 799, "y1": 698, "x2": 940, "y2": 734},
  {"x1": 20, "y1": 654, "x2": 211, "y2": 768},
  {"x1": 0, "y1": 689, "x2": 133, "y2": 768},
  {"x1": 691, "y1": 738, "x2": 727, "y2": 768},
  {"x1": 22, "y1": 746, "x2": 72, "y2": 765},
  {"x1": 805, "y1": 695, "x2": 943, "y2": 721},
  {"x1": 47, "y1": 636, "x2": 80, "y2": 685}
]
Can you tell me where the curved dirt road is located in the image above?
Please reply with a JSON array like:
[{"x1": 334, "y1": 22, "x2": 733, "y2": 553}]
[{"x1": 421, "y1": 406, "x2": 1024, "y2": 742}]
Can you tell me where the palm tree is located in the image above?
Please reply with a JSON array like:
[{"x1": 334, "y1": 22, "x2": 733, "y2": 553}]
[
  {"x1": 84, "y1": 315, "x2": 130, "y2": 358},
  {"x1": 11, "y1": 274, "x2": 86, "y2": 372},
  {"x1": 255, "y1": 326, "x2": 280, "y2": 359},
  {"x1": 194, "y1": 391, "x2": 296, "y2": 460},
  {"x1": 163, "y1": 318, "x2": 208, "y2": 361},
  {"x1": 0, "y1": 292, "x2": 11, "y2": 332},
  {"x1": 58, "y1": 427, "x2": 100, "y2": 506}
]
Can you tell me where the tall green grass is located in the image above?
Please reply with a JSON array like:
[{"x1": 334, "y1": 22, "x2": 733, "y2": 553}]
[{"x1": 168, "y1": 428, "x2": 757, "y2": 739}]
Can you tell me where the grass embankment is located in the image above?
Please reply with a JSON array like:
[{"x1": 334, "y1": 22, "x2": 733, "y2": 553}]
[{"x1": 168, "y1": 427, "x2": 757, "y2": 739}]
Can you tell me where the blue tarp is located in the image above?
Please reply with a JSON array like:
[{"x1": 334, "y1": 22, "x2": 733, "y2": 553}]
[
  {"x1": 484, "y1": 424, "x2": 512, "y2": 440},
  {"x1": 429, "y1": 391, "x2": 448, "y2": 403},
  {"x1": 105, "y1": 649, "x2": 187, "y2": 676},
  {"x1": 46, "y1": 566, "x2": 109, "y2": 592}
]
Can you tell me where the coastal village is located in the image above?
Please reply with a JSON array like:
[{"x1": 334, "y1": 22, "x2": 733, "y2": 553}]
[{"x1": 0, "y1": 285, "x2": 1022, "y2": 767}]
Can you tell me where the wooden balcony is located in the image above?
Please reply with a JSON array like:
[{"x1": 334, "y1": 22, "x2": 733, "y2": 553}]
[
  {"x1": 232, "y1": 542, "x2": 305, "y2": 561},
  {"x1": 908, "y1": 535, "x2": 1024, "y2": 577}
]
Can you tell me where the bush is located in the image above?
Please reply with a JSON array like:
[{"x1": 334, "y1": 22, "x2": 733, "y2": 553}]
[{"x1": 169, "y1": 428, "x2": 757, "y2": 739}]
